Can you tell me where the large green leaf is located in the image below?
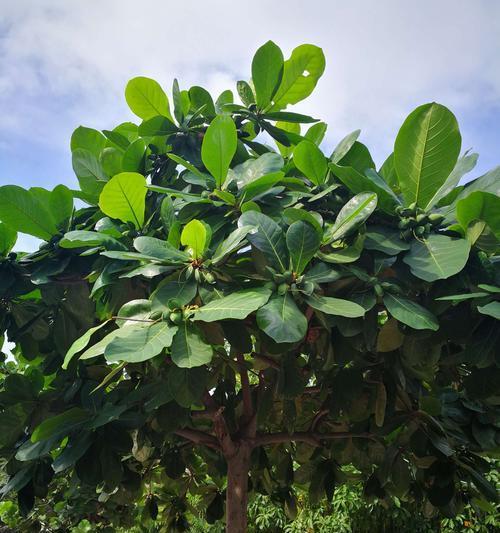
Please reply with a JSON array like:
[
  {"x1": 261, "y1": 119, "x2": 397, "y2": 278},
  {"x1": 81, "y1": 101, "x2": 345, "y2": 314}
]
[
  {"x1": 105, "y1": 322, "x2": 177, "y2": 363},
  {"x1": 330, "y1": 130, "x2": 361, "y2": 163},
  {"x1": 171, "y1": 323, "x2": 213, "y2": 368},
  {"x1": 211, "y1": 226, "x2": 252, "y2": 264},
  {"x1": 425, "y1": 152, "x2": 478, "y2": 209},
  {"x1": 383, "y1": 293, "x2": 439, "y2": 331},
  {"x1": 293, "y1": 141, "x2": 327, "y2": 185},
  {"x1": 231, "y1": 153, "x2": 284, "y2": 188},
  {"x1": 477, "y1": 302, "x2": 500, "y2": 320},
  {"x1": 201, "y1": 115, "x2": 237, "y2": 188},
  {"x1": 0, "y1": 185, "x2": 58, "y2": 240},
  {"x1": 194, "y1": 287, "x2": 271, "y2": 322},
  {"x1": 364, "y1": 226, "x2": 410, "y2": 255},
  {"x1": 32, "y1": 408, "x2": 91, "y2": 442},
  {"x1": 239, "y1": 211, "x2": 288, "y2": 271},
  {"x1": 180, "y1": 219, "x2": 211, "y2": 259},
  {"x1": 59, "y1": 230, "x2": 125, "y2": 250},
  {"x1": 71, "y1": 126, "x2": 107, "y2": 158},
  {"x1": 330, "y1": 163, "x2": 398, "y2": 213},
  {"x1": 456, "y1": 191, "x2": 500, "y2": 239},
  {"x1": 324, "y1": 193, "x2": 377, "y2": 243},
  {"x1": 394, "y1": 103, "x2": 461, "y2": 207},
  {"x1": 286, "y1": 221, "x2": 320, "y2": 275},
  {"x1": 256, "y1": 293, "x2": 307, "y2": 343},
  {"x1": 252, "y1": 40, "x2": 284, "y2": 109},
  {"x1": 133, "y1": 236, "x2": 189, "y2": 263},
  {"x1": 138, "y1": 115, "x2": 178, "y2": 136},
  {"x1": 305, "y1": 294, "x2": 365, "y2": 318},
  {"x1": 0, "y1": 222, "x2": 17, "y2": 256},
  {"x1": 271, "y1": 44, "x2": 325, "y2": 110},
  {"x1": 99, "y1": 172, "x2": 146, "y2": 229},
  {"x1": 151, "y1": 280, "x2": 197, "y2": 311},
  {"x1": 62, "y1": 320, "x2": 111, "y2": 369},
  {"x1": 125, "y1": 76, "x2": 172, "y2": 120},
  {"x1": 403, "y1": 234, "x2": 471, "y2": 282}
]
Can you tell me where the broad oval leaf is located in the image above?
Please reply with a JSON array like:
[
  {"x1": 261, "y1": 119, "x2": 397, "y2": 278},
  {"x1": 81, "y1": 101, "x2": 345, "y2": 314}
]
[
  {"x1": 181, "y1": 219, "x2": 211, "y2": 259},
  {"x1": 324, "y1": 192, "x2": 377, "y2": 243},
  {"x1": 330, "y1": 129, "x2": 361, "y2": 163},
  {"x1": 477, "y1": 302, "x2": 500, "y2": 320},
  {"x1": 0, "y1": 222, "x2": 17, "y2": 256},
  {"x1": 59, "y1": 230, "x2": 126, "y2": 250},
  {"x1": 71, "y1": 126, "x2": 107, "y2": 158},
  {"x1": 0, "y1": 185, "x2": 58, "y2": 240},
  {"x1": 239, "y1": 211, "x2": 288, "y2": 271},
  {"x1": 32, "y1": 408, "x2": 91, "y2": 443},
  {"x1": 305, "y1": 294, "x2": 365, "y2": 318},
  {"x1": 133, "y1": 236, "x2": 190, "y2": 263},
  {"x1": 138, "y1": 115, "x2": 178, "y2": 136},
  {"x1": 125, "y1": 76, "x2": 172, "y2": 120},
  {"x1": 252, "y1": 40, "x2": 284, "y2": 109},
  {"x1": 293, "y1": 141, "x2": 327, "y2": 185},
  {"x1": 383, "y1": 293, "x2": 439, "y2": 331},
  {"x1": 286, "y1": 221, "x2": 320, "y2": 275},
  {"x1": 256, "y1": 293, "x2": 307, "y2": 343},
  {"x1": 456, "y1": 191, "x2": 500, "y2": 240},
  {"x1": 194, "y1": 287, "x2": 271, "y2": 322},
  {"x1": 211, "y1": 225, "x2": 253, "y2": 264},
  {"x1": 105, "y1": 322, "x2": 177, "y2": 363},
  {"x1": 394, "y1": 103, "x2": 461, "y2": 207},
  {"x1": 271, "y1": 44, "x2": 325, "y2": 110},
  {"x1": 171, "y1": 323, "x2": 213, "y2": 368},
  {"x1": 152, "y1": 280, "x2": 197, "y2": 311},
  {"x1": 201, "y1": 115, "x2": 237, "y2": 188},
  {"x1": 403, "y1": 234, "x2": 471, "y2": 282},
  {"x1": 231, "y1": 153, "x2": 284, "y2": 188},
  {"x1": 99, "y1": 172, "x2": 146, "y2": 229},
  {"x1": 62, "y1": 320, "x2": 111, "y2": 369}
]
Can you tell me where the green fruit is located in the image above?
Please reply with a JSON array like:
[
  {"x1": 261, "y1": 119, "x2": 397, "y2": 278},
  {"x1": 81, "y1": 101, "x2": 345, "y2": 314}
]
[
  {"x1": 416, "y1": 213, "x2": 428, "y2": 224},
  {"x1": 428, "y1": 213, "x2": 445, "y2": 226},
  {"x1": 169, "y1": 311, "x2": 183, "y2": 325},
  {"x1": 277, "y1": 282, "x2": 288, "y2": 295},
  {"x1": 415, "y1": 226, "x2": 425, "y2": 236},
  {"x1": 203, "y1": 271, "x2": 215, "y2": 284},
  {"x1": 398, "y1": 218, "x2": 411, "y2": 230},
  {"x1": 201, "y1": 190, "x2": 210, "y2": 198},
  {"x1": 401, "y1": 208, "x2": 413, "y2": 217},
  {"x1": 284, "y1": 270, "x2": 294, "y2": 283},
  {"x1": 424, "y1": 223, "x2": 433, "y2": 233},
  {"x1": 374, "y1": 284, "x2": 384, "y2": 297}
]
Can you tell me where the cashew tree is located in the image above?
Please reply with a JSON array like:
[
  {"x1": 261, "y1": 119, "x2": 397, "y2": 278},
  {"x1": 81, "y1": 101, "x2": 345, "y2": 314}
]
[{"x1": 0, "y1": 41, "x2": 499, "y2": 532}]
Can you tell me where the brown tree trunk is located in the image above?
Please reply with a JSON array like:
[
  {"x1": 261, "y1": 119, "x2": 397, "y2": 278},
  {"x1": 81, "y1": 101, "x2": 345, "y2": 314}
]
[{"x1": 225, "y1": 442, "x2": 251, "y2": 533}]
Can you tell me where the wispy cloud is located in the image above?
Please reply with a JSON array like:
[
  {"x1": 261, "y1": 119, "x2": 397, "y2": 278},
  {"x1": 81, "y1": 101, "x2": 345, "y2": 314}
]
[{"x1": 1, "y1": 0, "x2": 499, "y2": 188}]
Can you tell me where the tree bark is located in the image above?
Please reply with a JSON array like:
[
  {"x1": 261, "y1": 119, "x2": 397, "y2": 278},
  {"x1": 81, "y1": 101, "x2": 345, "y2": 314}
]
[{"x1": 225, "y1": 443, "x2": 251, "y2": 533}]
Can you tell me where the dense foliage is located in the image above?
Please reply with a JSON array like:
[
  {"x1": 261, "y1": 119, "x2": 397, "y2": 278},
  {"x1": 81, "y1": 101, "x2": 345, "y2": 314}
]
[{"x1": 0, "y1": 40, "x2": 499, "y2": 532}]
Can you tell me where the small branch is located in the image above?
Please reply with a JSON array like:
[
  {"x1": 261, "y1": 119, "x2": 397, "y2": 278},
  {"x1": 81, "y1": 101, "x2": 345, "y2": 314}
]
[
  {"x1": 253, "y1": 431, "x2": 376, "y2": 448},
  {"x1": 309, "y1": 409, "x2": 329, "y2": 432},
  {"x1": 174, "y1": 428, "x2": 220, "y2": 451},
  {"x1": 213, "y1": 407, "x2": 238, "y2": 458}
]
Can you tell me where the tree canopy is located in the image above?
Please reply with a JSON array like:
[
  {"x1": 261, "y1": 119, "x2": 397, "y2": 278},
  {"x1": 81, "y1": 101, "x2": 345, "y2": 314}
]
[{"x1": 0, "y1": 40, "x2": 499, "y2": 532}]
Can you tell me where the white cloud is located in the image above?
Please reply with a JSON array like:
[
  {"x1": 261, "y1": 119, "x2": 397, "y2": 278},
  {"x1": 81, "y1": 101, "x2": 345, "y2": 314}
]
[{"x1": 1, "y1": 0, "x2": 499, "y2": 174}]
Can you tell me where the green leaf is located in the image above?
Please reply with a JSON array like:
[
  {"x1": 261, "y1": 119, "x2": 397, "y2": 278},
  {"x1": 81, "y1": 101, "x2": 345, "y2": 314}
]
[
  {"x1": 194, "y1": 287, "x2": 271, "y2": 322},
  {"x1": 125, "y1": 76, "x2": 172, "y2": 120},
  {"x1": 425, "y1": 152, "x2": 478, "y2": 209},
  {"x1": 181, "y1": 219, "x2": 211, "y2": 259},
  {"x1": 324, "y1": 192, "x2": 377, "y2": 243},
  {"x1": 32, "y1": 408, "x2": 91, "y2": 442},
  {"x1": 256, "y1": 293, "x2": 307, "y2": 343},
  {"x1": 133, "y1": 236, "x2": 189, "y2": 263},
  {"x1": 435, "y1": 292, "x2": 489, "y2": 302},
  {"x1": 62, "y1": 320, "x2": 111, "y2": 369},
  {"x1": 237, "y1": 80, "x2": 255, "y2": 106},
  {"x1": 283, "y1": 208, "x2": 323, "y2": 237},
  {"x1": 71, "y1": 126, "x2": 107, "y2": 158},
  {"x1": 293, "y1": 141, "x2": 327, "y2": 185},
  {"x1": 271, "y1": 44, "x2": 325, "y2": 110},
  {"x1": 168, "y1": 366, "x2": 208, "y2": 408},
  {"x1": 240, "y1": 171, "x2": 284, "y2": 201},
  {"x1": 383, "y1": 293, "x2": 439, "y2": 331},
  {"x1": 394, "y1": 103, "x2": 461, "y2": 207},
  {"x1": 286, "y1": 221, "x2": 320, "y2": 275},
  {"x1": 305, "y1": 121, "x2": 327, "y2": 145},
  {"x1": 0, "y1": 222, "x2": 17, "y2": 256},
  {"x1": 152, "y1": 280, "x2": 197, "y2": 311},
  {"x1": 403, "y1": 234, "x2": 471, "y2": 282},
  {"x1": 171, "y1": 323, "x2": 213, "y2": 368},
  {"x1": 456, "y1": 191, "x2": 500, "y2": 239},
  {"x1": 122, "y1": 138, "x2": 146, "y2": 173},
  {"x1": 338, "y1": 141, "x2": 375, "y2": 173},
  {"x1": 201, "y1": 115, "x2": 237, "y2": 188},
  {"x1": 239, "y1": 211, "x2": 288, "y2": 271},
  {"x1": 211, "y1": 226, "x2": 252, "y2": 264},
  {"x1": 364, "y1": 226, "x2": 410, "y2": 255},
  {"x1": 0, "y1": 185, "x2": 59, "y2": 240},
  {"x1": 330, "y1": 163, "x2": 398, "y2": 213},
  {"x1": 98, "y1": 172, "x2": 146, "y2": 229},
  {"x1": 252, "y1": 40, "x2": 284, "y2": 109},
  {"x1": 477, "y1": 302, "x2": 500, "y2": 320},
  {"x1": 231, "y1": 153, "x2": 284, "y2": 187},
  {"x1": 189, "y1": 86, "x2": 216, "y2": 117},
  {"x1": 105, "y1": 322, "x2": 177, "y2": 363},
  {"x1": 262, "y1": 111, "x2": 317, "y2": 124},
  {"x1": 305, "y1": 294, "x2": 365, "y2": 318},
  {"x1": 59, "y1": 230, "x2": 125, "y2": 250},
  {"x1": 138, "y1": 115, "x2": 177, "y2": 136},
  {"x1": 330, "y1": 130, "x2": 361, "y2": 163}
]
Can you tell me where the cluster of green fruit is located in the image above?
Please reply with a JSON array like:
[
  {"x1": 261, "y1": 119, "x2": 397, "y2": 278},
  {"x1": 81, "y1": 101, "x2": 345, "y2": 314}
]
[
  {"x1": 269, "y1": 268, "x2": 315, "y2": 296},
  {"x1": 185, "y1": 264, "x2": 215, "y2": 284},
  {"x1": 396, "y1": 203, "x2": 444, "y2": 240}
]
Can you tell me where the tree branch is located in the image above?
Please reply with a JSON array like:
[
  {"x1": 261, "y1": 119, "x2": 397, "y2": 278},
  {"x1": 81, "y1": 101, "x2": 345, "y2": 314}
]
[
  {"x1": 174, "y1": 428, "x2": 220, "y2": 451},
  {"x1": 213, "y1": 407, "x2": 238, "y2": 458},
  {"x1": 236, "y1": 352, "x2": 253, "y2": 423}
]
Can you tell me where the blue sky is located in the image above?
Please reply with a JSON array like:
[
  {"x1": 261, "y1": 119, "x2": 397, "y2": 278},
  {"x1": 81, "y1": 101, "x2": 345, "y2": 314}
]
[{"x1": 1, "y1": 0, "x2": 500, "y2": 251}]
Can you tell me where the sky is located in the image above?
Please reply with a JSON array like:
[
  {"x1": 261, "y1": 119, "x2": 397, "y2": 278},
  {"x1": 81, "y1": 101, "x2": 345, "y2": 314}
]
[{"x1": 1, "y1": 0, "x2": 500, "y2": 252}]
